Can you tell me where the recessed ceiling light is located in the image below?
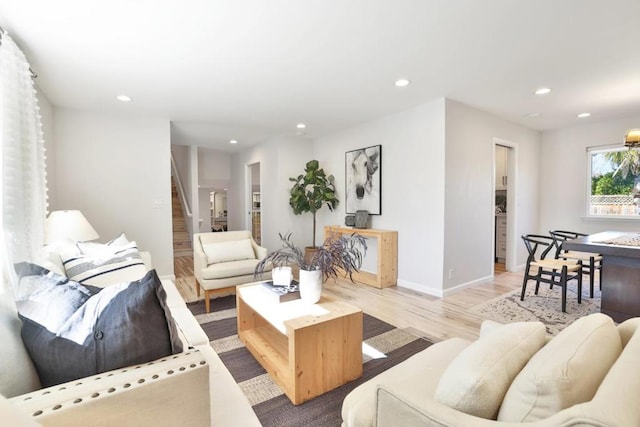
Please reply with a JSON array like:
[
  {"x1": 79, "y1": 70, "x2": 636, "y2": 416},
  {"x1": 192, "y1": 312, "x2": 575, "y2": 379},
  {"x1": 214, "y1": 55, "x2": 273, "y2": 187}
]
[
  {"x1": 229, "y1": 139, "x2": 238, "y2": 144},
  {"x1": 524, "y1": 112, "x2": 541, "y2": 118},
  {"x1": 296, "y1": 123, "x2": 306, "y2": 129},
  {"x1": 577, "y1": 112, "x2": 591, "y2": 118},
  {"x1": 395, "y1": 78, "x2": 410, "y2": 87},
  {"x1": 116, "y1": 94, "x2": 131, "y2": 102},
  {"x1": 535, "y1": 88, "x2": 551, "y2": 95}
]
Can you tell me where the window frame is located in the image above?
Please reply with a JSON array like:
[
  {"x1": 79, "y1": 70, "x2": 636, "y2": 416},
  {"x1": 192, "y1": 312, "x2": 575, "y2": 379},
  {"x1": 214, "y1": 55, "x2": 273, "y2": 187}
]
[{"x1": 585, "y1": 144, "x2": 639, "y2": 220}]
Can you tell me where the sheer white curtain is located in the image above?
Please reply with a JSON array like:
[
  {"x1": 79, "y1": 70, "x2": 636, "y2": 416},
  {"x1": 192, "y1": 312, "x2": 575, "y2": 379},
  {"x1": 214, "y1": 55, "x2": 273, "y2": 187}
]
[{"x1": 0, "y1": 29, "x2": 48, "y2": 295}]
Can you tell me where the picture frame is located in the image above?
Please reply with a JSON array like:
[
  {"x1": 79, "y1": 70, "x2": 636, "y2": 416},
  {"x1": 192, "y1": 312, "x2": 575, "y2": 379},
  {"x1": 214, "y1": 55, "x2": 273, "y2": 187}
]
[{"x1": 345, "y1": 145, "x2": 381, "y2": 215}]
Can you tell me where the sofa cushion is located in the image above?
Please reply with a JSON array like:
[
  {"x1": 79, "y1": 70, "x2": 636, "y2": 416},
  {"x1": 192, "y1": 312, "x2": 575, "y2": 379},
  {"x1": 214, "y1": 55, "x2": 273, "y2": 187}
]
[
  {"x1": 434, "y1": 321, "x2": 546, "y2": 419},
  {"x1": 200, "y1": 258, "x2": 260, "y2": 280},
  {"x1": 498, "y1": 313, "x2": 622, "y2": 422},
  {"x1": 342, "y1": 337, "x2": 471, "y2": 427},
  {"x1": 203, "y1": 239, "x2": 255, "y2": 265},
  {"x1": 0, "y1": 296, "x2": 41, "y2": 398},
  {"x1": 17, "y1": 268, "x2": 183, "y2": 387},
  {"x1": 62, "y1": 240, "x2": 147, "y2": 286}
]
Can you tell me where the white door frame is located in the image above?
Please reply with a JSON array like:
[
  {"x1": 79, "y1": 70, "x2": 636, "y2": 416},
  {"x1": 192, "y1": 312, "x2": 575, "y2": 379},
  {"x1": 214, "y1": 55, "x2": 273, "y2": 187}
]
[{"x1": 245, "y1": 162, "x2": 261, "y2": 235}]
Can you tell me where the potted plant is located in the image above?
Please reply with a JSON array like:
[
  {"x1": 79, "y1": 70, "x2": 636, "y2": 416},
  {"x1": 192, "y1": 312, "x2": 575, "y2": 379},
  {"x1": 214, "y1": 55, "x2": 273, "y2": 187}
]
[
  {"x1": 289, "y1": 160, "x2": 339, "y2": 249},
  {"x1": 255, "y1": 232, "x2": 367, "y2": 303}
]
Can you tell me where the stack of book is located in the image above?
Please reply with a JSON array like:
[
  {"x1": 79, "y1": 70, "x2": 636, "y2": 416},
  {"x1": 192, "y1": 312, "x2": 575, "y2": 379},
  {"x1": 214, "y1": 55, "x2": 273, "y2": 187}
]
[{"x1": 260, "y1": 280, "x2": 300, "y2": 303}]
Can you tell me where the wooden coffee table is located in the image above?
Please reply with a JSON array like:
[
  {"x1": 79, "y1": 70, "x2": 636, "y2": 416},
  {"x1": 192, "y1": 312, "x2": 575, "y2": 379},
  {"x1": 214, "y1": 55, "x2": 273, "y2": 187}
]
[{"x1": 236, "y1": 282, "x2": 363, "y2": 405}]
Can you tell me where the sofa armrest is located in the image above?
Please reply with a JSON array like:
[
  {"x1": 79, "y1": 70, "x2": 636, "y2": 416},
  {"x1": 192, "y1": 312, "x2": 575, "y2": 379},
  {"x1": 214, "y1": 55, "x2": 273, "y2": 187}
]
[
  {"x1": 193, "y1": 235, "x2": 208, "y2": 274},
  {"x1": 9, "y1": 350, "x2": 210, "y2": 427},
  {"x1": 376, "y1": 385, "x2": 607, "y2": 427},
  {"x1": 376, "y1": 385, "x2": 500, "y2": 427},
  {"x1": 253, "y1": 243, "x2": 267, "y2": 260}
]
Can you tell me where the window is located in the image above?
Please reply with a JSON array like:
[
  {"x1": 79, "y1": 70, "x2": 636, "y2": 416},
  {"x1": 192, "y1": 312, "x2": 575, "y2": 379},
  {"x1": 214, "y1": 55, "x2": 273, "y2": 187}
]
[{"x1": 587, "y1": 145, "x2": 640, "y2": 217}]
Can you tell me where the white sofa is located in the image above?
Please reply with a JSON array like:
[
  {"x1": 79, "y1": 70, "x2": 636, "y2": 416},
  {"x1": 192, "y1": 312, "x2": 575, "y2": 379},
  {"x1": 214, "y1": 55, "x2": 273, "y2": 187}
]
[
  {"x1": 1, "y1": 253, "x2": 261, "y2": 427},
  {"x1": 342, "y1": 314, "x2": 640, "y2": 427}
]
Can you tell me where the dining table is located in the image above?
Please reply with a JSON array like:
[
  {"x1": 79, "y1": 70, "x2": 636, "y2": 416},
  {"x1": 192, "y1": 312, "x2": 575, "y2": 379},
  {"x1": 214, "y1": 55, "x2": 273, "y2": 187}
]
[{"x1": 563, "y1": 231, "x2": 640, "y2": 322}]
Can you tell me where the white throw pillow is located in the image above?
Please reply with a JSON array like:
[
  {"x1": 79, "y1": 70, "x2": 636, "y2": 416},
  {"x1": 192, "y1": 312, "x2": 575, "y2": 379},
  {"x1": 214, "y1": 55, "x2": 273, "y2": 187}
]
[
  {"x1": 434, "y1": 321, "x2": 546, "y2": 419},
  {"x1": 497, "y1": 313, "x2": 622, "y2": 422},
  {"x1": 62, "y1": 241, "x2": 147, "y2": 287},
  {"x1": 77, "y1": 232, "x2": 130, "y2": 256},
  {"x1": 203, "y1": 239, "x2": 255, "y2": 265}
]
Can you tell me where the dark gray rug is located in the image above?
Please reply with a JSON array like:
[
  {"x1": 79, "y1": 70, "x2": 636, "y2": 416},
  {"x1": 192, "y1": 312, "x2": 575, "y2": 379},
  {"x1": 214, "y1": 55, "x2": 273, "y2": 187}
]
[{"x1": 187, "y1": 296, "x2": 432, "y2": 427}]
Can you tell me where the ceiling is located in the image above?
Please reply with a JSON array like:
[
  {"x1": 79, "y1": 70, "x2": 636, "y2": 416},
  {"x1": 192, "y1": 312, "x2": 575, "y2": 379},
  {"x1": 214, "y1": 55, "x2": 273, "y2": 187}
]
[{"x1": 1, "y1": 0, "x2": 639, "y2": 153}]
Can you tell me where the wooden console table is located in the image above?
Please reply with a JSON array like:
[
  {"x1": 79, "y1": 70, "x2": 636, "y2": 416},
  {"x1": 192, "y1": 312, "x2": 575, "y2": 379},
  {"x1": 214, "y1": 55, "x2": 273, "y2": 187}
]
[
  {"x1": 324, "y1": 225, "x2": 398, "y2": 288},
  {"x1": 563, "y1": 231, "x2": 640, "y2": 322}
]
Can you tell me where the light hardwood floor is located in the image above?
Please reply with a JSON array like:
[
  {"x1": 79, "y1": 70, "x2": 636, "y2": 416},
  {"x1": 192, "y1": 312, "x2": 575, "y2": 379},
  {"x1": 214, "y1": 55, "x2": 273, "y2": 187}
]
[{"x1": 174, "y1": 255, "x2": 522, "y2": 342}]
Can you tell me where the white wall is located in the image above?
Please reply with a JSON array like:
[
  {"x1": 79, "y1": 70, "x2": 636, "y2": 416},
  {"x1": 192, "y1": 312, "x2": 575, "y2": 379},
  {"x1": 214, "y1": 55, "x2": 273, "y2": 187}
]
[
  {"x1": 540, "y1": 115, "x2": 640, "y2": 234},
  {"x1": 198, "y1": 147, "x2": 231, "y2": 189},
  {"x1": 312, "y1": 99, "x2": 447, "y2": 294},
  {"x1": 51, "y1": 108, "x2": 174, "y2": 277},
  {"x1": 444, "y1": 100, "x2": 541, "y2": 291},
  {"x1": 197, "y1": 147, "x2": 231, "y2": 232},
  {"x1": 230, "y1": 136, "x2": 312, "y2": 251}
]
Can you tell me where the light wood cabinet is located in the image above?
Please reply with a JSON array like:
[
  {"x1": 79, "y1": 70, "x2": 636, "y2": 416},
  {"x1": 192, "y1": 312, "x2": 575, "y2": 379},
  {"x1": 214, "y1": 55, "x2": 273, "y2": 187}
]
[
  {"x1": 324, "y1": 226, "x2": 398, "y2": 288},
  {"x1": 495, "y1": 214, "x2": 507, "y2": 262}
]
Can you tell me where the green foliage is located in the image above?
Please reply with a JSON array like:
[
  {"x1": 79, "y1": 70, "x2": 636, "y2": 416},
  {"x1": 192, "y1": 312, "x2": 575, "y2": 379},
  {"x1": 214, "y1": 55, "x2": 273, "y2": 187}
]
[
  {"x1": 591, "y1": 172, "x2": 634, "y2": 195},
  {"x1": 603, "y1": 149, "x2": 640, "y2": 179},
  {"x1": 254, "y1": 232, "x2": 367, "y2": 283},
  {"x1": 289, "y1": 160, "x2": 339, "y2": 247}
]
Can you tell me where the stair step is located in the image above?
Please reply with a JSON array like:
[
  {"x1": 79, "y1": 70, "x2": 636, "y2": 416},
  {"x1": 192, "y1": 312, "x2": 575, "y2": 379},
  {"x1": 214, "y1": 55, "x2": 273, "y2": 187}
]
[
  {"x1": 173, "y1": 231, "x2": 190, "y2": 241},
  {"x1": 173, "y1": 243, "x2": 191, "y2": 250},
  {"x1": 171, "y1": 176, "x2": 194, "y2": 256}
]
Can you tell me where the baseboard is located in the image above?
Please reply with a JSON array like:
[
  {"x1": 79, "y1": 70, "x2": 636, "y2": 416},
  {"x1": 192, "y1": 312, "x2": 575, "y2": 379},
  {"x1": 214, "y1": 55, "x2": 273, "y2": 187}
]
[
  {"x1": 398, "y1": 269, "x2": 520, "y2": 298},
  {"x1": 397, "y1": 279, "x2": 444, "y2": 298},
  {"x1": 160, "y1": 274, "x2": 176, "y2": 281},
  {"x1": 443, "y1": 275, "x2": 494, "y2": 297}
]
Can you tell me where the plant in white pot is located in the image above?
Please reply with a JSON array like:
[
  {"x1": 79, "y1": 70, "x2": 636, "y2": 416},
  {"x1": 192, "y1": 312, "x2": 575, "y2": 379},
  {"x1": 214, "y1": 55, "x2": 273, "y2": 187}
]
[{"x1": 255, "y1": 232, "x2": 367, "y2": 303}]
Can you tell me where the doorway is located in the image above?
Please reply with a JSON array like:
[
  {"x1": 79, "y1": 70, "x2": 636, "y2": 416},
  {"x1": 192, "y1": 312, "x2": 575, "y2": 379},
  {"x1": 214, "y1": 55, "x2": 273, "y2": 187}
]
[
  {"x1": 247, "y1": 163, "x2": 261, "y2": 244},
  {"x1": 493, "y1": 140, "x2": 516, "y2": 274},
  {"x1": 210, "y1": 190, "x2": 227, "y2": 231}
]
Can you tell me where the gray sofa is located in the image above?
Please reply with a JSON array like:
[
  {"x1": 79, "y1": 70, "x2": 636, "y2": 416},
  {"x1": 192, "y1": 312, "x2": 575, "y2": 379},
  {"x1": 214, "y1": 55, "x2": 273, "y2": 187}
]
[
  {"x1": 343, "y1": 314, "x2": 640, "y2": 426},
  {"x1": 1, "y1": 252, "x2": 260, "y2": 427}
]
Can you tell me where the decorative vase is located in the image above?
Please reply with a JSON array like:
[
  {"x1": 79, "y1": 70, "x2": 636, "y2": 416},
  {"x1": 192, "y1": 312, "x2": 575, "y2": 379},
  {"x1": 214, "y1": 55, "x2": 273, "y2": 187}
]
[
  {"x1": 355, "y1": 210, "x2": 369, "y2": 229},
  {"x1": 299, "y1": 269, "x2": 322, "y2": 304}
]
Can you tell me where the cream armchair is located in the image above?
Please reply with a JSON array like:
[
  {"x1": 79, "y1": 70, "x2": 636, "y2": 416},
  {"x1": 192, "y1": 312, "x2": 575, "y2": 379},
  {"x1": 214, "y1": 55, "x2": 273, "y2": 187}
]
[{"x1": 194, "y1": 231, "x2": 272, "y2": 313}]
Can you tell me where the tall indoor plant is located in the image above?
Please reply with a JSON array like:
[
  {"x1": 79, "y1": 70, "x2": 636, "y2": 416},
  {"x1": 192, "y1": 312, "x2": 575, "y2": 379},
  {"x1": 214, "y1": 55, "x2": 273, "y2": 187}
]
[
  {"x1": 289, "y1": 160, "x2": 339, "y2": 248},
  {"x1": 255, "y1": 232, "x2": 367, "y2": 303}
]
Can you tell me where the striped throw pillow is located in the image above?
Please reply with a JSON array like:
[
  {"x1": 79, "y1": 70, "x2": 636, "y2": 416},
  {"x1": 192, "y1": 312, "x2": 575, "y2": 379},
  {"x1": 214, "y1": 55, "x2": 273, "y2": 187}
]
[{"x1": 63, "y1": 241, "x2": 147, "y2": 287}]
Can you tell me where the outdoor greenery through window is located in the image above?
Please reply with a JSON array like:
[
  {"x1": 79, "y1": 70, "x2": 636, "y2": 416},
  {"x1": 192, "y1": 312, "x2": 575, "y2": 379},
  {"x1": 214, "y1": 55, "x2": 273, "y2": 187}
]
[{"x1": 588, "y1": 146, "x2": 640, "y2": 216}]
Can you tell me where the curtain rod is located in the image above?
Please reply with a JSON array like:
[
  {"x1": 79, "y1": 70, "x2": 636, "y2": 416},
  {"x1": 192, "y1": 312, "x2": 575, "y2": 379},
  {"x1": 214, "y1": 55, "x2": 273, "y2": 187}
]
[{"x1": 0, "y1": 26, "x2": 38, "y2": 79}]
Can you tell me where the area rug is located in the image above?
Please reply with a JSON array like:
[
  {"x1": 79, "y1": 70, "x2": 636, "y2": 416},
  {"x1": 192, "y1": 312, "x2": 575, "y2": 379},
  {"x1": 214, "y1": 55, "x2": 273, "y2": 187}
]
[
  {"x1": 187, "y1": 296, "x2": 432, "y2": 427},
  {"x1": 472, "y1": 281, "x2": 601, "y2": 335}
]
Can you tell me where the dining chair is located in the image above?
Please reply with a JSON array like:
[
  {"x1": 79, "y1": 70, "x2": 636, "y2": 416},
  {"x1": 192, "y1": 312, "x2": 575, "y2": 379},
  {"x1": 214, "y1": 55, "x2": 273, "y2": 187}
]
[
  {"x1": 521, "y1": 234, "x2": 583, "y2": 312},
  {"x1": 549, "y1": 230, "x2": 602, "y2": 298}
]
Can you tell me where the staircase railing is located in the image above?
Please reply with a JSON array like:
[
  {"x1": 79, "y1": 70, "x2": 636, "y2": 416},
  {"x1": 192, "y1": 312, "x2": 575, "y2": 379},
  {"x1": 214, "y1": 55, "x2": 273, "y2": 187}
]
[{"x1": 170, "y1": 153, "x2": 192, "y2": 218}]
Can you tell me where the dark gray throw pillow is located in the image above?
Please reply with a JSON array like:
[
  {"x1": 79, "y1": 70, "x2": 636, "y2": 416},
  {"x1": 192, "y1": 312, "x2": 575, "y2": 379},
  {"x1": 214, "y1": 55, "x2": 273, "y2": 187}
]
[{"x1": 17, "y1": 266, "x2": 183, "y2": 387}]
